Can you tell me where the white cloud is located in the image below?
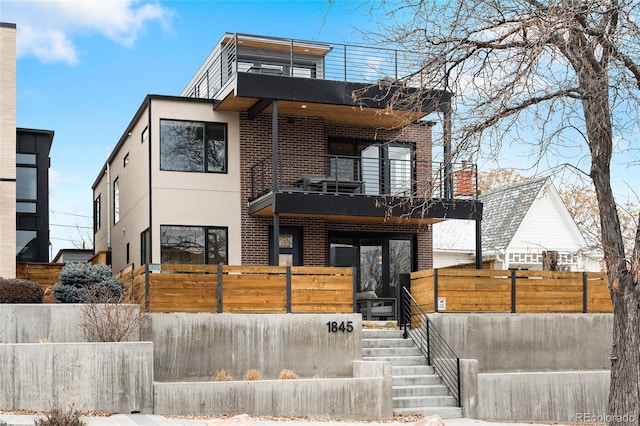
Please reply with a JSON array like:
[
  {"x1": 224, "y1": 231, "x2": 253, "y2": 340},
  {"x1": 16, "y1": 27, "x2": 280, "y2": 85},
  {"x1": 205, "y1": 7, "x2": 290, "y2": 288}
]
[{"x1": 2, "y1": 0, "x2": 173, "y2": 65}]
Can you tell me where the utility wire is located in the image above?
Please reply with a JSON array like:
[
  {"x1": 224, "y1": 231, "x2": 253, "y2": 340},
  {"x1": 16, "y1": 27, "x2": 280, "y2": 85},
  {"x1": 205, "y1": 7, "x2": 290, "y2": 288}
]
[{"x1": 50, "y1": 223, "x2": 93, "y2": 229}]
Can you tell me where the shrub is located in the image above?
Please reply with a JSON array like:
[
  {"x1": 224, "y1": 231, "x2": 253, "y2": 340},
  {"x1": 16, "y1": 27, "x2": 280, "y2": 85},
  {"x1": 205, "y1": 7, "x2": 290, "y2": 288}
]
[
  {"x1": 77, "y1": 284, "x2": 143, "y2": 342},
  {"x1": 34, "y1": 406, "x2": 86, "y2": 426},
  {"x1": 0, "y1": 277, "x2": 44, "y2": 303},
  {"x1": 216, "y1": 369, "x2": 233, "y2": 381},
  {"x1": 278, "y1": 369, "x2": 299, "y2": 379},
  {"x1": 53, "y1": 263, "x2": 126, "y2": 303},
  {"x1": 244, "y1": 369, "x2": 262, "y2": 381}
]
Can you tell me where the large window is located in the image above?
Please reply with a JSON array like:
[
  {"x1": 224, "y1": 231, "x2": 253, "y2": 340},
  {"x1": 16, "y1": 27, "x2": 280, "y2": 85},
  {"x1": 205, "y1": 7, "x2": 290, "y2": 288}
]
[
  {"x1": 160, "y1": 225, "x2": 227, "y2": 264},
  {"x1": 160, "y1": 120, "x2": 227, "y2": 173},
  {"x1": 16, "y1": 166, "x2": 37, "y2": 213},
  {"x1": 16, "y1": 230, "x2": 38, "y2": 262},
  {"x1": 329, "y1": 139, "x2": 414, "y2": 196}
]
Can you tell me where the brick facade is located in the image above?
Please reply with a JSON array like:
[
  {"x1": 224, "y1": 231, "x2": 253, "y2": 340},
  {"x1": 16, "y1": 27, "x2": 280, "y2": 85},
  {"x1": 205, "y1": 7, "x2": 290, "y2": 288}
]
[{"x1": 239, "y1": 112, "x2": 434, "y2": 270}]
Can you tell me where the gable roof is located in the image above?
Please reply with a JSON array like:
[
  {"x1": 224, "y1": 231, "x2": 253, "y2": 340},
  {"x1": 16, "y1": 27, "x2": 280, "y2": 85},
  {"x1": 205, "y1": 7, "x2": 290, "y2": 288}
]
[{"x1": 478, "y1": 177, "x2": 548, "y2": 252}]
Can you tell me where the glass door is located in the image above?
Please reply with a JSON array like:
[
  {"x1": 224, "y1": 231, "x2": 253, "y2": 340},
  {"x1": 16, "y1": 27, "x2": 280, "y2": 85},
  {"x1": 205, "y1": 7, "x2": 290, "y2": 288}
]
[{"x1": 329, "y1": 234, "x2": 414, "y2": 298}]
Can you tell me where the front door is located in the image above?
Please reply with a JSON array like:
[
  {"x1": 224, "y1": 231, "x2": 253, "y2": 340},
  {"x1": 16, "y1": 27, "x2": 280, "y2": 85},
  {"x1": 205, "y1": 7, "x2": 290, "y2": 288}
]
[{"x1": 329, "y1": 234, "x2": 414, "y2": 298}]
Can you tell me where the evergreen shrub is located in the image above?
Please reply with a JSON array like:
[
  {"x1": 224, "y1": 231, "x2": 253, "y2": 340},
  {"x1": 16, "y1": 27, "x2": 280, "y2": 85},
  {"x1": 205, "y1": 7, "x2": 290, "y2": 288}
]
[{"x1": 52, "y1": 262, "x2": 126, "y2": 303}]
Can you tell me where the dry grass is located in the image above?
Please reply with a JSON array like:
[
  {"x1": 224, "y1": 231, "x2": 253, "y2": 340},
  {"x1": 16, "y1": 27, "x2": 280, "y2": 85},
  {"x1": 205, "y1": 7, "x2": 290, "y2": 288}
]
[
  {"x1": 278, "y1": 369, "x2": 299, "y2": 379},
  {"x1": 215, "y1": 369, "x2": 233, "y2": 381},
  {"x1": 243, "y1": 369, "x2": 262, "y2": 381}
]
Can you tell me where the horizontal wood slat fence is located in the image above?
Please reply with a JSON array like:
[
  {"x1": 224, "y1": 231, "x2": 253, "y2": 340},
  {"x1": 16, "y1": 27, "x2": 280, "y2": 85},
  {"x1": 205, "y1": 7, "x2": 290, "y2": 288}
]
[
  {"x1": 410, "y1": 269, "x2": 612, "y2": 313},
  {"x1": 16, "y1": 263, "x2": 65, "y2": 290},
  {"x1": 115, "y1": 264, "x2": 355, "y2": 313}
]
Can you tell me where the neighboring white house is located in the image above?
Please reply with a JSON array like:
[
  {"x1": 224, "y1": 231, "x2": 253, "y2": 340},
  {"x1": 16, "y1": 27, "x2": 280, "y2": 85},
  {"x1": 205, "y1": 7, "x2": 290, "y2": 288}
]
[{"x1": 433, "y1": 177, "x2": 603, "y2": 272}]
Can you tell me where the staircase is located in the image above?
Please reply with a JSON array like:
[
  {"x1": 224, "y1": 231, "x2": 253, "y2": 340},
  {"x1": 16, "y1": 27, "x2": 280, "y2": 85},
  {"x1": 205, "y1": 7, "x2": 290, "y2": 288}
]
[{"x1": 362, "y1": 327, "x2": 463, "y2": 418}]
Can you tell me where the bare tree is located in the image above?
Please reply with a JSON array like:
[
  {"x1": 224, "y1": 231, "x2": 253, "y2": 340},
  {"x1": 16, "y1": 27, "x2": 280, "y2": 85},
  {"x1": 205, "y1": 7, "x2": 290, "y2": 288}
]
[{"x1": 355, "y1": 1, "x2": 640, "y2": 423}]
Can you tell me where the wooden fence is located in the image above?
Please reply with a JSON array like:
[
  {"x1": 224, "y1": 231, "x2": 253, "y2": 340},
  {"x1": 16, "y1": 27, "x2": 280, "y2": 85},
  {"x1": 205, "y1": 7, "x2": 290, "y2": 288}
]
[
  {"x1": 410, "y1": 269, "x2": 612, "y2": 313},
  {"x1": 16, "y1": 262, "x2": 65, "y2": 290},
  {"x1": 116, "y1": 264, "x2": 355, "y2": 314}
]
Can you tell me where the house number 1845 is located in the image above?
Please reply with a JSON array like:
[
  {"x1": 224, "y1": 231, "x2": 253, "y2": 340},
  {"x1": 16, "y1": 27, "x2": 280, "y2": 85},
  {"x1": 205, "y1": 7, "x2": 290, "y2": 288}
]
[{"x1": 326, "y1": 321, "x2": 353, "y2": 333}]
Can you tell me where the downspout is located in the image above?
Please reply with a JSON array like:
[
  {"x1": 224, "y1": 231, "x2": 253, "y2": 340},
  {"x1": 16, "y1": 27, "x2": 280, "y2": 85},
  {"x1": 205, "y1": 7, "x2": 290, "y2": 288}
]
[
  {"x1": 475, "y1": 219, "x2": 482, "y2": 269},
  {"x1": 271, "y1": 100, "x2": 279, "y2": 266},
  {"x1": 147, "y1": 99, "x2": 153, "y2": 264},
  {"x1": 106, "y1": 148, "x2": 111, "y2": 252},
  {"x1": 442, "y1": 96, "x2": 453, "y2": 200}
]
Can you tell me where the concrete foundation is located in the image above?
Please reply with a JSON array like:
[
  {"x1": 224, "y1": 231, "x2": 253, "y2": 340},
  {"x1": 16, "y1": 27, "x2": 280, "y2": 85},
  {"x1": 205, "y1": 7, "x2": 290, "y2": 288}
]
[
  {"x1": 144, "y1": 313, "x2": 361, "y2": 381},
  {"x1": 0, "y1": 304, "x2": 141, "y2": 343},
  {"x1": 477, "y1": 370, "x2": 610, "y2": 422},
  {"x1": 0, "y1": 342, "x2": 153, "y2": 413},
  {"x1": 154, "y1": 361, "x2": 393, "y2": 419},
  {"x1": 429, "y1": 313, "x2": 613, "y2": 372}
]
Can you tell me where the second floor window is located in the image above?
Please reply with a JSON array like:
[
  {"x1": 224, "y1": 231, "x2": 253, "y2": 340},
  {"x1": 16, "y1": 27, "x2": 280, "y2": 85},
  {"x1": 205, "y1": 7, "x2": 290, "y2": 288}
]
[{"x1": 160, "y1": 119, "x2": 227, "y2": 173}]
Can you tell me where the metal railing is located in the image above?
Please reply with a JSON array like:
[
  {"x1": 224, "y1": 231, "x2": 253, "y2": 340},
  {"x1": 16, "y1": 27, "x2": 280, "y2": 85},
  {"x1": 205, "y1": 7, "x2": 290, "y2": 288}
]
[
  {"x1": 182, "y1": 33, "x2": 428, "y2": 99},
  {"x1": 401, "y1": 287, "x2": 460, "y2": 405},
  {"x1": 248, "y1": 151, "x2": 478, "y2": 201}
]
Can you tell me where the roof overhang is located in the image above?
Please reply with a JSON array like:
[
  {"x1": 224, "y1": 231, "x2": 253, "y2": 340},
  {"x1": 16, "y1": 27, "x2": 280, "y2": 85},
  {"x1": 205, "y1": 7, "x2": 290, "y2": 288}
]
[{"x1": 213, "y1": 72, "x2": 451, "y2": 128}]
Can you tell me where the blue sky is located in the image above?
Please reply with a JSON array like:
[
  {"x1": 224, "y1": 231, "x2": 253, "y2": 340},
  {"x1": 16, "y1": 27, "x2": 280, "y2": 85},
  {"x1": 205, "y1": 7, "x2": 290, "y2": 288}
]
[
  {"x1": 1, "y1": 0, "x2": 637, "y2": 259},
  {"x1": 2, "y1": 0, "x2": 384, "y2": 258}
]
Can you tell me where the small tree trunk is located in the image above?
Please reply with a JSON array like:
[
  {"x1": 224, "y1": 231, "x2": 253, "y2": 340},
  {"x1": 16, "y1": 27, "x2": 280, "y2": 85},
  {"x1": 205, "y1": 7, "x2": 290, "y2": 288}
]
[{"x1": 608, "y1": 282, "x2": 640, "y2": 426}]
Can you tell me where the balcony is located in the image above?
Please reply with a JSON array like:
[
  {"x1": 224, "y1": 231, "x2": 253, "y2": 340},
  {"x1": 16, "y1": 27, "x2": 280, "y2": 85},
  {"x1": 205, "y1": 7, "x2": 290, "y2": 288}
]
[
  {"x1": 181, "y1": 33, "x2": 450, "y2": 128},
  {"x1": 248, "y1": 152, "x2": 481, "y2": 223}
]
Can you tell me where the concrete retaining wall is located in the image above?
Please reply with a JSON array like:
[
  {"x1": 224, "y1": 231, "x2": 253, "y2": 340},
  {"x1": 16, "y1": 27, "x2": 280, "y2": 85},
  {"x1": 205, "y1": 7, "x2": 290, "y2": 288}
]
[
  {"x1": 0, "y1": 304, "x2": 141, "y2": 343},
  {"x1": 429, "y1": 313, "x2": 613, "y2": 372},
  {"x1": 154, "y1": 360, "x2": 392, "y2": 419},
  {"x1": 144, "y1": 313, "x2": 361, "y2": 381},
  {"x1": 0, "y1": 342, "x2": 153, "y2": 413},
  {"x1": 478, "y1": 370, "x2": 610, "y2": 422}
]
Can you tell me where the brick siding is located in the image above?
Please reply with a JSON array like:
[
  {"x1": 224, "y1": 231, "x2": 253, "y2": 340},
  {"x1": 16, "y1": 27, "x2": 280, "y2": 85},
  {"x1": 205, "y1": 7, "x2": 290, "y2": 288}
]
[{"x1": 239, "y1": 113, "x2": 434, "y2": 270}]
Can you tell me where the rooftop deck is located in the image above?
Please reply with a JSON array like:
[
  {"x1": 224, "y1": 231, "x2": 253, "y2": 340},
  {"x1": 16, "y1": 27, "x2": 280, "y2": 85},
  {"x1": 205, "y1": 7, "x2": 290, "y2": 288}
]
[{"x1": 181, "y1": 33, "x2": 430, "y2": 100}]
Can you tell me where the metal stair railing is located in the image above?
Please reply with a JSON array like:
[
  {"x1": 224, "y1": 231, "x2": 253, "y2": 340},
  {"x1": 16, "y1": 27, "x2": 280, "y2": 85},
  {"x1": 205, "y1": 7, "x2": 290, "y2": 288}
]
[{"x1": 401, "y1": 287, "x2": 460, "y2": 405}]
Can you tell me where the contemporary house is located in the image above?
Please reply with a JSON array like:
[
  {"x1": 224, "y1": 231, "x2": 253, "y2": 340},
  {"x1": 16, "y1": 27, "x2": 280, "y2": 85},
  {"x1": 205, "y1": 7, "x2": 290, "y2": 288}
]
[
  {"x1": 433, "y1": 177, "x2": 603, "y2": 271},
  {"x1": 92, "y1": 33, "x2": 483, "y2": 301}
]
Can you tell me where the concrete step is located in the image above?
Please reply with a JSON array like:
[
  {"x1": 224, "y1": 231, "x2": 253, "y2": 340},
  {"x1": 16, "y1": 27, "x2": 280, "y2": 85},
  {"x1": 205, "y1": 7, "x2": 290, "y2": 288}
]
[
  {"x1": 393, "y1": 395, "x2": 459, "y2": 409},
  {"x1": 363, "y1": 355, "x2": 428, "y2": 366},
  {"x1": 393, "y1": 374, "x2": 442, "y2": 386},
  {"x1": 362, "y1": 329, "x2": 404, "y2": 339},
  {"x1": 362, "y1": 337, "x2": 416, "y2": 348},
  {"x1": 392, "y1": 365, "x2": 435, "y2": 376},
  {"x1": 362, "y1": 346, "x2": 423, "y2": 357},
  {"x1": 393, "y1": 406, "x2": 463, "y2": 418},
  {"x1": 393, "y1": 384, "x2": 450, "y2": 397}
]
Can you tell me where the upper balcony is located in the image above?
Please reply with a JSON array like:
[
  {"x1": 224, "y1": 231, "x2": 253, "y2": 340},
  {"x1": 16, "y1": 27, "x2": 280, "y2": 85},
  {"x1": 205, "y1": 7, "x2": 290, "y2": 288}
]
[
  {"x1": 248, "y1": 152, "x2": 481, "y2": 224},
  {"x1": 181, "y1": 33, "x2": 450, "y2": 127}
]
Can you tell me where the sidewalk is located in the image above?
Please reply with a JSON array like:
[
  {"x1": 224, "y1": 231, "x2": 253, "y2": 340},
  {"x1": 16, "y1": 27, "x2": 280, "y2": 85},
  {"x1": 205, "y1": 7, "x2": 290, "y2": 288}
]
[{"x1": 0, "y1": 413, "x2": 563, "y2": 426}]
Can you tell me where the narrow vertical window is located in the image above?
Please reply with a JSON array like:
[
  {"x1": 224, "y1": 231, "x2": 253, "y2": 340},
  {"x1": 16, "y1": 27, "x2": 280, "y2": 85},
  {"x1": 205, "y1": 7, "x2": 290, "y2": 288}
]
[
  {"x1": 141, "y1": 228, "x2": 151, "y2": 265},
  {"x1": 113, "y1": 178, "x2": 120, "y2": 224},
  {"x1": 94, "y1": 194, "x2": 101, "y2": 232}
]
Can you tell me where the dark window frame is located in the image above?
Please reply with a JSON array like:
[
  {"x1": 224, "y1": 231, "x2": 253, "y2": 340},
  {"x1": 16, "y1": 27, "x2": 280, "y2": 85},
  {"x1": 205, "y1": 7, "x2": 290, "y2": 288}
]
[
  {"x1": 328, "y1": 138, "x2": 416, "y2": 196},
  {"x1": 159, "y1": 225, "x2": 228, "y2": 265},
  {"x1": 94, "y1": 194, "x2": 101, "y2": 232},
  {"x1": 159, "y1": 119, "x2": 228, "y2": 174},
  {"x1": 113, "y1": 177, "x2": 120, "y2": 224}
]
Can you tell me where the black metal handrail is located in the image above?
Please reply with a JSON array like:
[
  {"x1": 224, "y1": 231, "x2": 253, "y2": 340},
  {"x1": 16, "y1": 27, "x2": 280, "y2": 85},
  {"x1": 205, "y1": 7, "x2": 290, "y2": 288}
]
[
  {"x1": 248, "y1": 151, "x2": 478, "y2": 201},
  {"x1": 401, "y1": 287, "x2": 460, "y2": 405}
]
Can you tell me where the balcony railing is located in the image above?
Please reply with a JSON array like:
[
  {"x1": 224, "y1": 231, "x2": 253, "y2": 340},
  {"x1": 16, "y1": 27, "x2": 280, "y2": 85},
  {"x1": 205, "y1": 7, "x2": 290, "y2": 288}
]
[
  {"x1": 248, "y1": 152, "x2": 478, "y2": 201},
  {"x1": 182, "y1": 33, "x2": 426, "y2": 99}
]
